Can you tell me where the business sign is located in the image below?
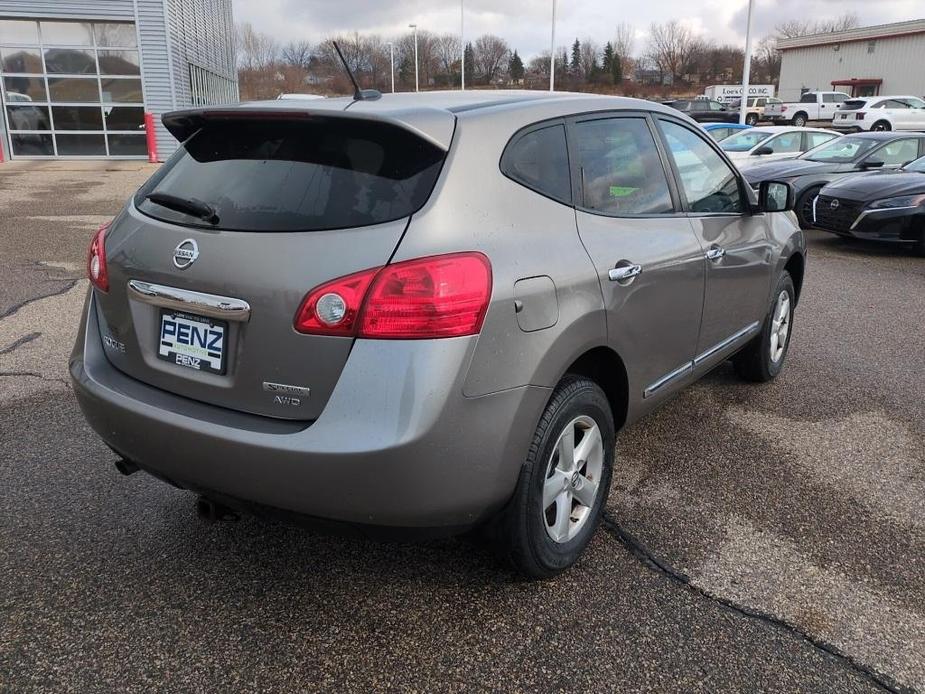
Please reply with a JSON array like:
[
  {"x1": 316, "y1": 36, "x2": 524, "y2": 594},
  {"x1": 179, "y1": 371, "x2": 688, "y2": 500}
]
[{"x1": 705, "y1": 84, "x2": 775, "y2": 102}]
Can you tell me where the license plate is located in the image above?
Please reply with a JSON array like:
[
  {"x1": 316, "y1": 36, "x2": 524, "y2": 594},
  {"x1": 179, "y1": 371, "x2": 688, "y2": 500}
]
[
  {"x1": 840, "y1": 114, "x2": 848, "y2": 119},
  {"x1": 157, "y1": 310, "x2": 227, "y2": 375}
]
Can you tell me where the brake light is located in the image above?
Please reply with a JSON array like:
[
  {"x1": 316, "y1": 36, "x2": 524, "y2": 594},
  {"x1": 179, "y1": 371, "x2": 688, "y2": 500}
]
[
  {"x1": 294, "y1": 252, "x2": 492, "y2": 339},
  {"x1": 856, "y1": 112, "x2": 866, "y2": 120},
  {"x1": 87, "y1": 222, "x2": 110, "y2": 292}
]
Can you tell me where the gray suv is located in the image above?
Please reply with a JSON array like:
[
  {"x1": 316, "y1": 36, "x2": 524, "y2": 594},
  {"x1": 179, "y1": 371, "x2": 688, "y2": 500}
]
[{"x1": 71, "y1": 91, "x2": 805, "y2": 577}]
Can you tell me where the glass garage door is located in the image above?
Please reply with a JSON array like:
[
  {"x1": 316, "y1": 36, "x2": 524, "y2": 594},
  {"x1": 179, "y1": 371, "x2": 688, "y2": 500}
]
[{"x1": 0, "y1": 18, "x2": 146, "y2": 158}]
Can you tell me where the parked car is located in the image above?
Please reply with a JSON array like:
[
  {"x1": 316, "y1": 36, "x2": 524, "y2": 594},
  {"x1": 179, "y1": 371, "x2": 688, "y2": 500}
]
[
  {"x1": 765, "y1": 91, "x2": 851, "y2": 127},
  {"x1": 663, "y1": 98, "x2": 739, "y2": 123},
  {"x1": 71, "y1": 91, "x2": 804, "y2": 578},
  {"x1": 743, "y1": 132, "x2": 925, "y2": 228},
  {"x1": 832, "y1": 96, "x2": 925, "y2": 133},
  {"x1": 727, "y1": 96, "x2": 784, "y2": 126},
  {"x1": 813, "y1": 155, "x2": 925, "y2": 255},
  {"x1": 720, "y1": 126, "x2": 839, "y2": 166},
  {"x1": 701, "y1": 122, "x2": 752, "y2": 141}
]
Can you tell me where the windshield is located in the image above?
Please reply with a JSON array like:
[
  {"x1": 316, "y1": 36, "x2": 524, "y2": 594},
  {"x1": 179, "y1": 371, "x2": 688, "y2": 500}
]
[
  {"x1": 905, "y1": 156, "x2": 925, "y2": 173},
  {"x1": 135, "y1": 119, "x2": 446, "y2": 232},
  {"x1": 720, "y1": 130, "x2": 772, "y2": 152},
  {"x1": 802, "y1": 137, "x2": 878, "y2": 163}
]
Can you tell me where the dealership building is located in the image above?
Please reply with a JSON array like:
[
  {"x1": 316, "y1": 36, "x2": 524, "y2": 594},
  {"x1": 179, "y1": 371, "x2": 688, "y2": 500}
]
[
  {"x1": 0, "y1": 0, "x2": 237, "y2": 161},
  {"x1": 777, "y1": 19, "x2": 925, "y2": 102}
]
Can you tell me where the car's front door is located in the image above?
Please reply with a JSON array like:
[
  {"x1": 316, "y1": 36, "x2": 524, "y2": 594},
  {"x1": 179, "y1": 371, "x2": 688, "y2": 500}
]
[
  {"x1": 863, "y1": 137, "x2": 924, "y2": 169},
  {"x1": 899, "y1": 98, "x2": 925, "y2": 129},
  {"x1": 654, "y1": 117, "x2": 774, "y2": 372},
  {"x1": 568, "y1": 113, "x2": 705, "y2": 413}
]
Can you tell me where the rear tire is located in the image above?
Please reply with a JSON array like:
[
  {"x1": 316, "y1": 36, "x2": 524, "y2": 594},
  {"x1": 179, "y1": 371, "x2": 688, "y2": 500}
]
[
  {"x1": 745, "y1": 113, "x2": 759, "y2": 126},
  {"x1": 871, "y1": 120, "x2": 892, "y2": 132},
  {"x1": 492, "y1": 375, "x2": 614, "y2": 579},
  {"x1": 796, "y1": 185, "x2": 823, "y2": 229},
  {"x1": 733, "y1": 272, "x2": 796, "y2": 383},
  {"x1": 792, "y1": 113, "x2": 808, "y2": 127}
]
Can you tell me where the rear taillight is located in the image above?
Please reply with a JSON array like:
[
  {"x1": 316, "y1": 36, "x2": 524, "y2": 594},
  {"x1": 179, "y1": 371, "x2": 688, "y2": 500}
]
[
  {"x1": 87, "y1": 222, "x2": 110, "y2": 292},
  {"x1": 856, "y1": 112, "x2": 866, "y2": 120},
  {"x1": 294, "y1": 252, "x2": 492, "y2": 339}
]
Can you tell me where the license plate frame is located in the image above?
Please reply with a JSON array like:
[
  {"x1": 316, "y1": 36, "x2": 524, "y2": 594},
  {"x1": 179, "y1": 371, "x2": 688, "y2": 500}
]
[{"x1": 157, "y1": 309, "x2": 228, "y2": 375}]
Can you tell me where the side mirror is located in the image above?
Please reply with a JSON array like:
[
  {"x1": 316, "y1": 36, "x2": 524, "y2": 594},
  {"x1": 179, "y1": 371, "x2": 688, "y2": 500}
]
[
  {"x1": 758, "y1": 180, "x2": 794, "y2": 213},
  {"x1": 860, "y1": 160, "x2": 885, "y2": 169},
  {"x1": 753, "y1": 146, "x2": 774, "y2": 156}
]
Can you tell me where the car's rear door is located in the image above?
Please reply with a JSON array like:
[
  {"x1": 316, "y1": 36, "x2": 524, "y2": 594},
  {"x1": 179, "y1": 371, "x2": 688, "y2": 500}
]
[
  {"x1": 94, "y1": 112, "x2": 450, "y2": 420},
  {"x1": 653, "y1": 116, "x2": 774, "y2": 371},
  {"x1": 568, "y1": 112, "x2": 705, "y2": 411}
]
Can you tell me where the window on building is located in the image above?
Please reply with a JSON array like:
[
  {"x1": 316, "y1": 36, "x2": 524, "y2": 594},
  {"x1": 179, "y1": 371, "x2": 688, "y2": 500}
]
[{"x1": 0, "y1": 19, "x2": 145, "y2": 157}]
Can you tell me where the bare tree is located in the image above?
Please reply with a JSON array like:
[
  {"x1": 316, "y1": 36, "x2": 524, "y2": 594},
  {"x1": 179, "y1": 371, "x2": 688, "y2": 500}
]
[
  {"x1": 646, "y1": 20, "x2": 697, "y2": 85},
  {"x1": 612, "y1": 22, "x2": 635, "y2": 62},
  {"x1": 776, "y1": 12, "x2": 860, "y2": 39},
  {"x1": 236, "y1": 22, "x2": 278, "y2": 71},
  {"x1": 472, "y1": 34, "x2": 510, "y2": 84},
  {"x1": 434, "y1": 33, "x2": 461, "y2": 78},
  {"x1": 578, "y1": 38, "x2": 600, "y2": 81},
  {"x1": 751, "y1": 35, "x2": 781, "y2": 84},
  {"x1": 281, "y1": 40, "x2": 313, "y2": 70}
]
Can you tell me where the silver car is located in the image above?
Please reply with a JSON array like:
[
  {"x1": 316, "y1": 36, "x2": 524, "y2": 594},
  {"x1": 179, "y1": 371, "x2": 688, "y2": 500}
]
[{"x1": 71, "y1": 91, "x2": 804, "y2": 577}]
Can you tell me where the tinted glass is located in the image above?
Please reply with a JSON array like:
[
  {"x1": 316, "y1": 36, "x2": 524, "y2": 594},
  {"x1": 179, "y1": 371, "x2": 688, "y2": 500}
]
[
  {"x1": 44, "y1": 48, "x2": 96, "y2": 74},
  {"x1": 501, "y1": 124, "x2": 570, "y2": 203},
  {"x1": 709, "y1": 101, "x2": 723, "y2": 111},
  {"x1": 659, "y1": 120, "x2": 743, "y2": 214},
  {"x1": 807, "y1": 132, "x2": 837, "y2": 149},
  {"x1": 721, "y1": 130, "x2": 771, "y2": 152},
  {"x1": 10, "y1": 132, "x2": 53, "y2": 155},
  {"x1": 822, "y1": 93, "x2": 837, "y2": 103},
  {"x1": 800, "y1": 93, "x2": 816, "y2": 103},
  {"x1": 136, "y1": 120, "x2": 446, "y2": 232},
  {"x1": 906, "y1": 98, "x2": 925, "y2": 109},
  {"x1": 55, "y1": 133, "x2": 105, "y2": 155},
  {"x1": 3, "y1": 76, "x2": 47, "y2": 101},
  {"x1": 1, "y1": 46, "x2": 42, "y2": 73},
  {"x1": 94, "y1": 23, "x2": 137, "y2": 48},
  {"x1": 905, "y1": 156, "x2": 925, "y2": 173},
  {"x1": 868, "y1": 139, "x2": 920, "y2": 166},
  {"x1": 573, "y1": 117, "x2": 673, "y2": 215},
  {"x1": 0, "y1": 20, "x2": 39, "y2": 44},
  {"x1": 108, "y1": 134, "x2": 146, "y2": 155},
  {"x1": 707, "y1": 127, "x2": 730, "y2": 141},
  {"x1": 804, "y1": 137, "x2": 879, "y2": 163},
  {"x1": 48, "y1": 77, "x2": 99, "y2": 102},
  {"x1": 6, "y1": 105, "x2": 50, "y2": 130},
  {"x1": 52, "y1": 105, "x2": 103, "y2": 130},
  {"x1": 104, "y1": 105, "x2": 143, "y2": 130},
  {"x1": 840, "y1": 100, "x2": 867, "y2": 111},
  {"x1": 834, "y1": 93, "x2": 848, "y2": 102},
  {"x1": 40, "y1": 22, "x2": 94, "y2": 46},
  {"x1": 766, "y1": 132, "x2": 802, "y2": 153},
  {"x1": 99, "y1": 78, "x2": 142, "y2": 103},
  {"x1": 98, "y1": 50, "x2": 140, "y2": 76}
]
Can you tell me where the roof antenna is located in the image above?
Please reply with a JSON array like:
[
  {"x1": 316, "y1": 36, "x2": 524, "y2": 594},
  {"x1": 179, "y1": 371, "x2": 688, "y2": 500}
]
[{"x1": 332, "y1": 41, "x2": 381, "y2": 101}]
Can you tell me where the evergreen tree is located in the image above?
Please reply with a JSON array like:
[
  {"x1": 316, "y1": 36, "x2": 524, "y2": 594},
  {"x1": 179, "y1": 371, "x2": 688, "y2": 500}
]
[
  {"x1": 570, "y1": 39, "x2": 581, "y2": 76},
  {"x1": 611, "y1": 52, "x2": 623, "y2": 85},
  {"x1": 463, "y1": 42, "x2": 474, "y2": 85},
  {"x1": 509, "y1": 49, "x2": 524, "y2": 83},
  {"x1": 602, "y1": 42, "x2": 615, "y2": 75}
]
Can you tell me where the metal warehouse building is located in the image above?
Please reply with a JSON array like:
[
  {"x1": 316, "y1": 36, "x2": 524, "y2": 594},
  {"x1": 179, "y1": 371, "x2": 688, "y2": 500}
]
[
  {"x1": 777, "y1": 19, "x2": 925, "y2": 102},
  {"x1": 0, "y1": 0, "x2": 237, "y2": 161}
]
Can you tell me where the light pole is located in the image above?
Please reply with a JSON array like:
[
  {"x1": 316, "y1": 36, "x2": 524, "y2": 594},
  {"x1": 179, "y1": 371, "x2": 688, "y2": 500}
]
[
  {"x1": 549, "y1": 0, "x2": 557, "y2": 91},
  {"x1": 409, "y1": 24, "x2": 419, "y2": 92},
  {"x1": 387, "y1": 41, "x2": 395, "y2": 93},
  {"x1": 460, "y1": 0, "x2": 465, "y2": 90},
  {"x1": 739, "y1": 0, "x2": 755, "y2": 125}
]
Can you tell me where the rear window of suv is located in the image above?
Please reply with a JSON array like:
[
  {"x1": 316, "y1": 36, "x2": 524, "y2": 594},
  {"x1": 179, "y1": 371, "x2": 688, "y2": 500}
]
[{"x1": 135, "y1": 118, "x2": 446, "y2": 232}]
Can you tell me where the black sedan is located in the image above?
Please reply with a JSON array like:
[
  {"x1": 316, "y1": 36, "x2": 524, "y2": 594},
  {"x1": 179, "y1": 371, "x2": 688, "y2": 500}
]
[
  {"x1": 663, "y1": 99, "x2": 740, "y2": 123},
  {"x1": 743, "y1": 132, "x2": 925, "y2": 229},
  {"x1": 813, "y1": 156, "x2": 925, "y2": 255}
]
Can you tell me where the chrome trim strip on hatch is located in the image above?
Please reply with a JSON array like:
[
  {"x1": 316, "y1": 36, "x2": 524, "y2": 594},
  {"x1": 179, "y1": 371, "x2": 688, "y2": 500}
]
[
  {"x1": 127, "y1": 280, "x2": 251, "y2": 322},
  {"x1": 693, "y1": 321, "x2": 761, "y2": 367},
  {"x1": 644, "y1": 361, "x2": 693, "y2": 399}
]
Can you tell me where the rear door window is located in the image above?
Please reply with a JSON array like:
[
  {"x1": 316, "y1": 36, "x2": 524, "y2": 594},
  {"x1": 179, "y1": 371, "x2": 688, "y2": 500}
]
[
  {"x1": 135, "y1": 119, "x2": 446, "y2": 232},
  {"x1": 765, "y1": 132, "x2": 802, "y2": 153},
  {"x1": 501, "y1": 122, "x2": 571, "y2": 203},
  {"x1": 571, "y1": 117, "x2": 673, "y2": 215},
  {"x1": 867, "y1": 139, "x2": 920, "y2": 167}
]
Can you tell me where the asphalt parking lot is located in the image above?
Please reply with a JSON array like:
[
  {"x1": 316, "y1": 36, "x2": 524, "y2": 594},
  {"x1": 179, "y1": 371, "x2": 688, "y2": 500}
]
[{"x1": 1, "y1": 161, "x2": 922, "y2": 693}]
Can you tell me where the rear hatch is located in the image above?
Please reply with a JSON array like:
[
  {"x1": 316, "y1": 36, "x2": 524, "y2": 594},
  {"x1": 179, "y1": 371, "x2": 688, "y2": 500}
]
[{"x1": 95, "y1": 110, "x2": 450, "y2": 420}]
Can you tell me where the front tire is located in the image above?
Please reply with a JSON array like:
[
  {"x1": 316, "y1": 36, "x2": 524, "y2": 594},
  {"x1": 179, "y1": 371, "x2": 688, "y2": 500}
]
[
  {"x1": 733, "y1": 272, "x2": 796, "y2": 382},
  {"x1": 493, "y1": 375, "x2": 614, "y2": 579},
  {"x1": 871, "y1": 120, "x2": 891, "y2": 132},
  {"x1": 746, "y1": 113, "x2": 759, "y2": 126},
  {"x1": 792, "y1": 112, "x2": 808, "y2": 127}
]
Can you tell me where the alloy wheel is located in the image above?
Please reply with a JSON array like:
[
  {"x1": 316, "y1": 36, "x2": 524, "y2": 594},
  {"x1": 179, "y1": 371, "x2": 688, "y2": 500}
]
[{"x1": 769, "y1": 290, "x2": 791, "y2": 363}]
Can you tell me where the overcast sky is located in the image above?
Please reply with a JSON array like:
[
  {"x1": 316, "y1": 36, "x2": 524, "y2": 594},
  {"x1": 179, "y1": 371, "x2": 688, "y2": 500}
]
[{"x1": 233, "y1": 0, "x2": 922, "y2": 58}]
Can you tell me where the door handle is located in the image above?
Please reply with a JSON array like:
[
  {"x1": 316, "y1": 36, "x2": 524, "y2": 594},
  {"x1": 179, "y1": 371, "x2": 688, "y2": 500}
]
[
  {"x1": 608, "y1": 264, "x2": 642, "y2": 282},
  {"x1": 705, "y1": 246, "x2": 726, "y2": 261}
]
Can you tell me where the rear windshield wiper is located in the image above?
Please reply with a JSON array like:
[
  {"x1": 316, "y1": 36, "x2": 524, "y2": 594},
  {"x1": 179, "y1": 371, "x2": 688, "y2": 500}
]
[{"x1": 145, "y1": 192, "x2": 219, "y2": 225}]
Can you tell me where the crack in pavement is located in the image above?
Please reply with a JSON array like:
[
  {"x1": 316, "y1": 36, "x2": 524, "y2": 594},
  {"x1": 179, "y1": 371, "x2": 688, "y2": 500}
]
[
  {"x1": 0, "y1": 331, "x2": 42, "y2": 355},
  {"x1": 0, "y1": 279, "x2": 78, "y2": 320},
  {"x1": 0, "y1": 370, "x2": 70, "y2": 386},
  {"x1": 600, "y1": 511, "x2": 910, "y2": 694}
]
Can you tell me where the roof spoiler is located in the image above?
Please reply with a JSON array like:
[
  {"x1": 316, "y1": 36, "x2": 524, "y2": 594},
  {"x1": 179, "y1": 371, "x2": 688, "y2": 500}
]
[{"x1": 162, "y1": 106, "x2": 455, "y2": 150}]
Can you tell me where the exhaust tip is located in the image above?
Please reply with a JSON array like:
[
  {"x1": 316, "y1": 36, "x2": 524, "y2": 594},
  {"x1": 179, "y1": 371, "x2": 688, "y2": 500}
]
[
  {"x1": 196, "y1": 496, "x2": 240, "y2": 523},
  {"x1": 114, "y1": 458, "x2": 139, "y2": 476}
]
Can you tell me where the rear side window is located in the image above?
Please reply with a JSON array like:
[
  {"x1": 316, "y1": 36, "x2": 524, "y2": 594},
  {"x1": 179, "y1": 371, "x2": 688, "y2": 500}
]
[
  {"x1": 840, "y1": 100, "x2": 867, "y2": 111},
  {"x1": 501, "y1": 123, "x2": 571, "y2": 203},
  {"x1": 800, "y1": 93, "x2": 816, "y2": 103},
  {"x1": 135, "y1": 119, "x2": 445, "y2": 232},
  {"x1": 572, "y1": 117, "x2": 673, "y2": 215}
]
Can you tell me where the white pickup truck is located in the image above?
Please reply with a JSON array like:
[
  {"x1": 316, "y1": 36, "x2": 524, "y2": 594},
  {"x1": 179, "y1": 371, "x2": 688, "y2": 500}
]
[{"x1": 765, "y1": 91, "x2": 852, "y2": 127}]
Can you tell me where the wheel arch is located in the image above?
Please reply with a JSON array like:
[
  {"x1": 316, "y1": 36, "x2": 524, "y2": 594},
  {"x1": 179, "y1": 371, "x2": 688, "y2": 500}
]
[
  {"x1": 784, "y1": 251, "x2": 805, "y2": 305},
  {"x1": 560, "y1": 346, "x2": 630, "y2": 432}
]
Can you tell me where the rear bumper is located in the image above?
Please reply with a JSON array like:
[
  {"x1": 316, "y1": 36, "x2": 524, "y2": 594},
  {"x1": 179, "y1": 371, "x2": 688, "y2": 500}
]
[{"x1": 71, "y1": 292, "x2": 549, "y2": 531}]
